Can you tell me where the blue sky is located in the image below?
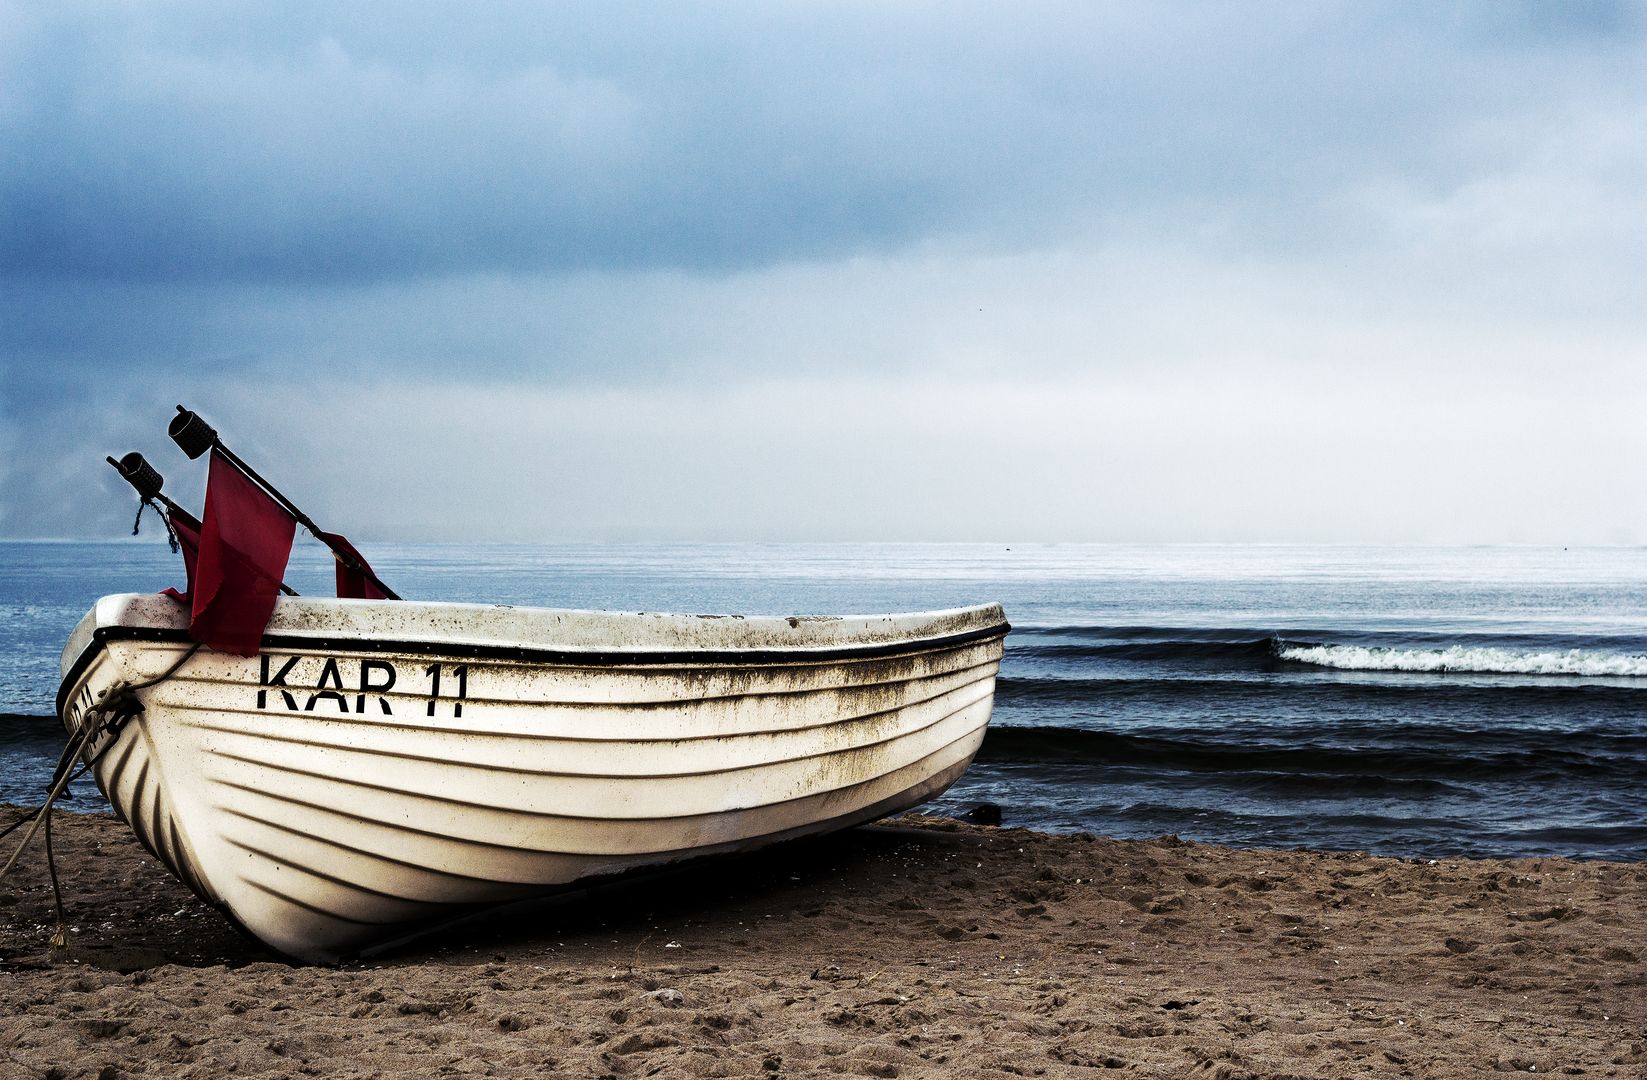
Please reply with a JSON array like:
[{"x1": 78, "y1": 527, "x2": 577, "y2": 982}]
[{"x1": 3, "y1": 2, "x2": 1645, "y2": 542}]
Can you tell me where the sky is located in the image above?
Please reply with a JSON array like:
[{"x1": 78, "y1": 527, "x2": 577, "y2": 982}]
[{"x1": 3, "y1": 1, "x2": 1645, "y2": 544}]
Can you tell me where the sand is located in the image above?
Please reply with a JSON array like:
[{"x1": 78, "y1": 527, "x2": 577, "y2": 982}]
[{"x1": 1, "y1": 808, "x2": 1643, "y2": 1078}]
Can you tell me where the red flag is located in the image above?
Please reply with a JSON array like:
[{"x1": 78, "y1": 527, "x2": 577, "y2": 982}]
[
  {"x1": 160, "y1": 509, "x2": 201, "y2": 604},
  {"x1": 317, "y1": 531, "x2": 390, "y2": 600},
  {"x1": 188, "y1": 448, "x2": 295, "y2": 655}
]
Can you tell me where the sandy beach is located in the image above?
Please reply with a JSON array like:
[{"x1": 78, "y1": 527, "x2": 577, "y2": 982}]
[{"x1": 1, "y1": 808, "x2": 1643, "y2": 1079}]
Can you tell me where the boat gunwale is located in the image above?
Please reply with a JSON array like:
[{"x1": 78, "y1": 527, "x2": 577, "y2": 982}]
[{"x1": 57, "y1": 619, "x2": 1010, "y2": 718}]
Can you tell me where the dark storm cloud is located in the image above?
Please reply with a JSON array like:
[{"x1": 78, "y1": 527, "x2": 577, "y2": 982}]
[
  {"x1": 2, "y1": 1, "x2": 1075, "y2": 282},
  {"x1": 4, "y1": 2, "x2": 1646, "y2": 543},
  {"x1": 5, "y1": 1, "x2": 1640, "y2": 286}
]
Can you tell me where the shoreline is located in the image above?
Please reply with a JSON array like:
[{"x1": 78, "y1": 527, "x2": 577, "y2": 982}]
[
  {"x1": 7, "y1": 710, "x2": 1644, "y2": 862},
  {"x1": 2, "y1": 809, "x2": 1643, "y2": 1077}
]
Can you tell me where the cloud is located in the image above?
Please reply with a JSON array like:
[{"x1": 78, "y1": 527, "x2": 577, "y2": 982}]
[
  {"x1": 3, "y1": 2, "x2": 1646, "y2": 542},
  {"x1": 13, "y1": 355, "x2": 1643, "y2": 545},
  {"x1": 5, "y1": 1, "x2": 1643, "y2": 285},
  {"x1": 6, "y1": 243, "x2": 1643, "y2": 544}
]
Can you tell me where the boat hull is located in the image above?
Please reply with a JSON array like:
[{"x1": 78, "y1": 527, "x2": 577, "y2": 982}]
[{"x1": 58, "y1": 594, "x2": 1007, "y2": 962}]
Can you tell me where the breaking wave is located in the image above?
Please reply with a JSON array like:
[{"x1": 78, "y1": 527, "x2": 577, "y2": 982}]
[{"x1": 1275, "y1": 642, "x2": 1647, "y2": 678}]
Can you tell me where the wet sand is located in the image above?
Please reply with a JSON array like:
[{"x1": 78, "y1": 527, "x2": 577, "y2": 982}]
[{"x1": 1, "y1": 807, "x2": 1643, "y2": 1078}]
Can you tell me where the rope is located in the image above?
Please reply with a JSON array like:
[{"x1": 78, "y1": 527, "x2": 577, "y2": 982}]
[
  {"x1": 0, "y1": 728, "x2": 90, "y2": 881},
  {"x1": 44, "y1": 804, "x2": 65, "y2": 949},
  {"x1": 0, "y1": 642, "x2": 203, "y2": 946},
  {"x1": 130, "y1": 496, "x2": 180, "y2": 553},
  {"x1": 0, "y1": 717, "x2": 146, "y2": 845}
]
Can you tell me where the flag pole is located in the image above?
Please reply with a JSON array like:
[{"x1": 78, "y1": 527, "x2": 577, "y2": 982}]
[
  {"x1": 167, "y1": 407, "x2": 402, "y2": 601},
  {"x1": 107, "y1": 453, "x2": 299, "y2": 596}
]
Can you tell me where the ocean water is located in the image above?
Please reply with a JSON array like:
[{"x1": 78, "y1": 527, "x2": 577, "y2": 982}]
[{"x1": 3, "y1": 540, "x2": 1644, "y2": 860}]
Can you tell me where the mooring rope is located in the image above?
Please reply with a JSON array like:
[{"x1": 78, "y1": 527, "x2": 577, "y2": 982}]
[
  {"x1": 0, "y1": 642, "x2": 202, "y2": 947},
  {"x1": 43, "y1": 798, "x2": 66, "y2": 948},
  {"x1": 0, "y1": 728, "x2": 91, "y2": 881}
]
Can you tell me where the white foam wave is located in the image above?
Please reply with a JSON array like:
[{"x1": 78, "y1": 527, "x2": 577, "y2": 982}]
[{"x1": 1276, "y1": 643, "x2": 1647, "y2": 678}]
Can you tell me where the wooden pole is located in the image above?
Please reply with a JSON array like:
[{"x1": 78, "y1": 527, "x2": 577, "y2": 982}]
[
  {"x1": 107, "y1": 454, "x2": 299, "y2": 596},
  {"x1": 166, "y1": 407, "x2": 402, "y2": 601},
  {"x1": 212, "y1": 440, "x2": 401, "y2": 600}
]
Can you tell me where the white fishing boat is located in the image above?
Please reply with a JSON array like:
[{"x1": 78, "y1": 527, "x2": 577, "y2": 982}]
[{"x1": 58, "y1": 592, "x2": 1008, "y2": 962}]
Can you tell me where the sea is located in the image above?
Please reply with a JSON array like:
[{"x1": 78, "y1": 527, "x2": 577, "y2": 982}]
[{"x1": 3, "y1": 540, "x2": 1644, "y2": 861}]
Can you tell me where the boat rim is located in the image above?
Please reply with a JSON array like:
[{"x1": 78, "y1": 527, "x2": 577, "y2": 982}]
[{"x1": 56, "y1": 596, "x2": 1009, "y2": 718}]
